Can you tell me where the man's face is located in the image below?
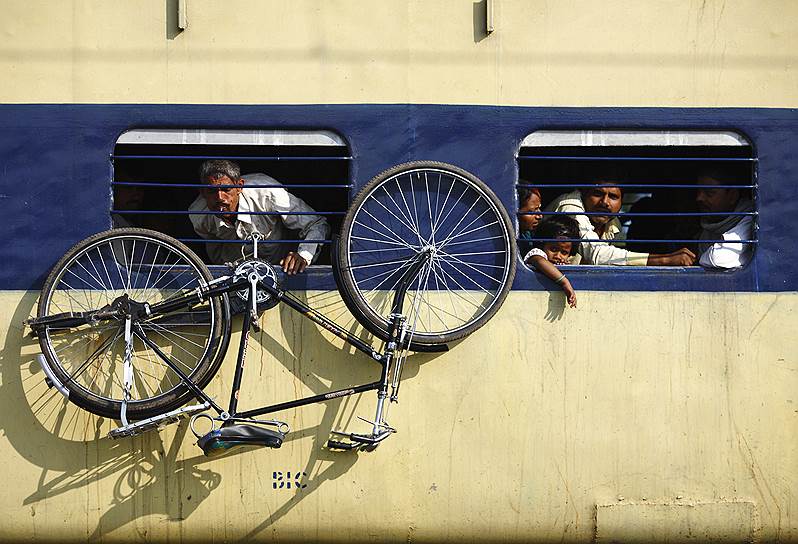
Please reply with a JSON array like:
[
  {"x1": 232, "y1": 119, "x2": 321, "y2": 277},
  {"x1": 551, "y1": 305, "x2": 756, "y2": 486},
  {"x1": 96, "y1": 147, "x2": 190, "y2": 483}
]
[
  {"x1": 114, "y1": 185, "x2": 145, "y2": 210},
  {"x1": 696, "y1": 176, "x2": 739, "y2": 214},
  {"x1": 201, "y1": 175, "x2": 243, "y2": 221},
  {"x1": 582, "y1": 185, "x2": 622, "y2": 228},
  {"x1": 518, "y1": 191, "x2": 543, "y2": 232}
]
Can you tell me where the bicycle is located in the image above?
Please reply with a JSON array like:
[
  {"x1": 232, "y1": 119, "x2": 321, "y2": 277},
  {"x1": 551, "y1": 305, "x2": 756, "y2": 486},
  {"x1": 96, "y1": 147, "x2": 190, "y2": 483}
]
[{"x1": 25, "y1": 161, "x2": 517, "y2": 455}]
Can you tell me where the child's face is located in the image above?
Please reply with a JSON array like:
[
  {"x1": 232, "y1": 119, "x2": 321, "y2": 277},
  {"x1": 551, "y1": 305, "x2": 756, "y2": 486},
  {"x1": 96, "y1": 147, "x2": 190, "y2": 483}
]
[
  {"x1": 519, "y1": 192, "x2": 543, "y2": 232},
  {"x1": 543, "y1": 241, "x2": 572, "y2": 264}
]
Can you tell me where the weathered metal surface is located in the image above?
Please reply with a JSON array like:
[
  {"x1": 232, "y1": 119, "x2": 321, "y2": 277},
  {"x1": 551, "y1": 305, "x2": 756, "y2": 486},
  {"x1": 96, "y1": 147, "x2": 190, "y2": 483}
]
[{"x1": 1, "y1": 290, "x2": 795, "y2": 541}]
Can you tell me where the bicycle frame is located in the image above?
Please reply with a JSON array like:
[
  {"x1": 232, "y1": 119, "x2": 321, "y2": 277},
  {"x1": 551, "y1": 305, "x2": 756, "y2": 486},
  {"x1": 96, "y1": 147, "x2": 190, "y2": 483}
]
[{"x1": 120, "y1": 248, "x2": 440, "y2": 444}]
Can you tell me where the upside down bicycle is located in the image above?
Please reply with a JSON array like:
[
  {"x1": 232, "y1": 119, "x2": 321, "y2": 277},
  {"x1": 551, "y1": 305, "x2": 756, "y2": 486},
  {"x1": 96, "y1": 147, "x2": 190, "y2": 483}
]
[{"x1": 25, "y1": 162, "x2": 517, "y2": 455}]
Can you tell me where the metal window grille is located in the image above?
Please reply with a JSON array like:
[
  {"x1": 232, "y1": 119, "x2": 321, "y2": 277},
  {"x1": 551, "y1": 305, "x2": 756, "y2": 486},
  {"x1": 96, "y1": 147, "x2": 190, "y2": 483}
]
[
  {"x1": 111, "y1": 129, "x2": 351, "y2": 266},
  {"x1": 516, "y1": 130, "x2": 757, "y2": 266}
]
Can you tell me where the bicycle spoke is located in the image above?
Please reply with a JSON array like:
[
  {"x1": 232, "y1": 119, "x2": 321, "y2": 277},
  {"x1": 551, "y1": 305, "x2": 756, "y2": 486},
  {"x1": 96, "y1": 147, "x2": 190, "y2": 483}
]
[
  {"x1": 377, "y1": 185, "x2": 423, "y2": 241},
  {"x1": 349, "y1": 246, "x2": 417, "y2": 255},
  {"x1": 435, "y1": 250, "x2": 508, "y2": 283},
  {"x1": 438, "y1": 218, "x2": 501, "y2": 249},
  {"x1": 351, "y1": 235, "x2": 414, "y2": 248},
  {"x1": 353, "y1": 258, "x2": 414, "y2": 290},
  {"x1": 440, "y1": 234, "x2": 505, "y2": 248},
  {"x1": 430, "y1": 173, "x2": 455, "y2": 241},
  {"x1": 56, "y1": 326, "x2": 123, "y2": 386},
  {"x1": 141, "y1": 320, "x2": 209, "y2": 353},
  {"x1": 355, "y1": 214, "x2": 419, "y2": 251},
  {"x1": 133, "y1": 330, "x2": 176, "y2": 397},
  {"x1": 435, "y1": 195, "x2": 489, "y2": 249},
  {"x1": 430, "y1": 260, "x2": 491, "y2": 312},
  {"x1": 348, "y1": 257, "x2": 420, "y2": 272},
  {"x1": 396, "y1": 177, "x2": 426, "y2": 246}
]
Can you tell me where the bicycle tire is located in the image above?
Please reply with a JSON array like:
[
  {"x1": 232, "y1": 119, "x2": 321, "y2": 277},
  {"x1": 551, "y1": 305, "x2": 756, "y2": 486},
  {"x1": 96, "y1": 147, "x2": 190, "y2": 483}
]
[
  {"x1": 337, "y1": 161, "x2": 516, "y2": 346},
  {"x1": 37, "y1": 228, "x2": 231, "y2": 420}
]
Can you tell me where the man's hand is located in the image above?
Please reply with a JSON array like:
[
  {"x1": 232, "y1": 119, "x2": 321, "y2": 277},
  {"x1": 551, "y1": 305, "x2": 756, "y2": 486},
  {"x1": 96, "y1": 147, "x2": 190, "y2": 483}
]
[
  {"x1": 647, "y1": 247, "x2": 697, "y2": 266},
  {"x1": 280, "y1": 252, "x2": 309, "y2": 275}
]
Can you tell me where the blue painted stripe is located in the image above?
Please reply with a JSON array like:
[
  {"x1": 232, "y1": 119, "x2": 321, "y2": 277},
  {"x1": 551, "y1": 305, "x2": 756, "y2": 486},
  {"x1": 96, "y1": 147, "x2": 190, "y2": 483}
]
[{"x1": 0, "y1": 103, "x2": 794, "y2": 292}]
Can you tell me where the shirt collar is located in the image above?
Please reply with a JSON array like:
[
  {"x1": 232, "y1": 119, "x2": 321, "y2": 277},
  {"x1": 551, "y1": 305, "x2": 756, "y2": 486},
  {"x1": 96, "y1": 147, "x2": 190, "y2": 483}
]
[
  {"x1": 235, "y1": 189, "x2": 254, "y2": 224},
  {"x1": 603, "y1": 218, "x2": 622, "y2": 239}
]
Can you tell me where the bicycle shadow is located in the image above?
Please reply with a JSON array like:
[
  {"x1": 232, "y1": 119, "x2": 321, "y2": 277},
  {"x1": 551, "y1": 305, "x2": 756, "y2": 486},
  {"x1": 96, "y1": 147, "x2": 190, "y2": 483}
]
[
  {"x1": 0, "y1": 293, "x2": 229, "y2": 538},
  {"x1": 230, "y1": 290, "x2": 443, "y2": 538},
  {"x1": 0, "y1": 289, "x2": 446, "y2": 539}
]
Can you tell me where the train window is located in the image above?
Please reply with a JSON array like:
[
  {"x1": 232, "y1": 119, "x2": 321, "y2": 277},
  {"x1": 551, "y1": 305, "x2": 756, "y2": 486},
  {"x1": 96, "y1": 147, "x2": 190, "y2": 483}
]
[
  {"x1": 111, "y1": 129, "x2": 350, "y2": 266},
  {"x1": 517, "y1": 130, "x2": 756, "y2": 269}
]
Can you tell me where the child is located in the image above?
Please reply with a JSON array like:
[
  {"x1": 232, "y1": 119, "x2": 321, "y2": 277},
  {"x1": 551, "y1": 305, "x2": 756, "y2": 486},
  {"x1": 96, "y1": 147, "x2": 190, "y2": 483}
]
[{"x1": 523, "y1": 216, "x2": 580, "y2": 308}]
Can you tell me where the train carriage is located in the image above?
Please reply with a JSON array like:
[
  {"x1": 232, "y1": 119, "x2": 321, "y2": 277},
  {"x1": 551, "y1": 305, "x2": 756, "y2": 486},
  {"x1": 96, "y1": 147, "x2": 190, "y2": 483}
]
[{"x1": 0, "y1": 1, "x2": 796, "y2": 542}]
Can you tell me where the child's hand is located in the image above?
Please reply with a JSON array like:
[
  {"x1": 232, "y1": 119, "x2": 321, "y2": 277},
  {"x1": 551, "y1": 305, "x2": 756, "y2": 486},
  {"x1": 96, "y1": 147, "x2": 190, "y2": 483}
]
[{"x1": 562, "y1": 280, "x2": 577, "y2": 308}]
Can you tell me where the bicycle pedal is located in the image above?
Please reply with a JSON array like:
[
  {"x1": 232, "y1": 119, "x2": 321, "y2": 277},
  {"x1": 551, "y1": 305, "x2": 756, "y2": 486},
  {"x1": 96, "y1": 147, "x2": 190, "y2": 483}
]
[
  {"x1": 197, "y1": 424, "x2": 284, "y2": 457},
  {"x1": 326, "y1": 439, "x2": 359, "y2": 451},
  {"x1": 108, "y1": 403, "x2": 210, "y2": 439}
]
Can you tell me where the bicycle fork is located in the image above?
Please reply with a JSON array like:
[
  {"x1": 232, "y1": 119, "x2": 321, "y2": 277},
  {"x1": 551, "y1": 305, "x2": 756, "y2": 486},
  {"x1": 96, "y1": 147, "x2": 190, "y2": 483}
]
[
  {"x1": 372, "y1": 313, "x2": 407, "y2": 432},
  {"x1": 329, "y1": 251, "x2": 432, "y2": 450},
  {"x1": 328, "y1": 312, "x2": 404, "y2": 451}
]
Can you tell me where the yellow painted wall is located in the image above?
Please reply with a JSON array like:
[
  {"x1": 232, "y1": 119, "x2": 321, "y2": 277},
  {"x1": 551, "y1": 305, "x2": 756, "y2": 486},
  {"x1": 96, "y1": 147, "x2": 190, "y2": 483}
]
[
  {"x1": 1, "y1": 0, "x2": 796, "y2": 107},
  {"x1": 2, "y1": 1, "x2": 797, "y2": 541},
  {"x1": 1, "y1": 289, "x2": 795, "y2": 541}
]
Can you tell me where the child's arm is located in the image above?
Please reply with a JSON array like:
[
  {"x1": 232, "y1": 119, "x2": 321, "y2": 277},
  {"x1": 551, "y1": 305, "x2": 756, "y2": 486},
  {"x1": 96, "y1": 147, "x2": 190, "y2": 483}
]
[{"x1": 526, "y1": 255, "x2": 577, "y2": 308}]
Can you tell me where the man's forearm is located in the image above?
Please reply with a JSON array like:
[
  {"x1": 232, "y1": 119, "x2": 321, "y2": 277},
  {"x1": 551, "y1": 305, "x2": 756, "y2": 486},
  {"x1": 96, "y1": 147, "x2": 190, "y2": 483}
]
[{"x1": 583, "y1": 240, "x2": 648, "y2": 265}]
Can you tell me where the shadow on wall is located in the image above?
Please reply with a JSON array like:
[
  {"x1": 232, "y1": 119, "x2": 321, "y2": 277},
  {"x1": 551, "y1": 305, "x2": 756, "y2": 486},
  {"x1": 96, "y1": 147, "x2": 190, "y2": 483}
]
[
  {"x1": 473, "y1": 0, "x2": 491, "y2": 43},
  {"x1": 0, "y1": 289, "x2": 441, "y2": 539},
  {"x1": 165, "y1": 0, "x2": 183, "y2": 40},
  {"x1": 235, "y1": 289, "x2": 440, "y2": 538},
  {"x1": 0, "y1": 293, "x2": 218, "y2": 537}
]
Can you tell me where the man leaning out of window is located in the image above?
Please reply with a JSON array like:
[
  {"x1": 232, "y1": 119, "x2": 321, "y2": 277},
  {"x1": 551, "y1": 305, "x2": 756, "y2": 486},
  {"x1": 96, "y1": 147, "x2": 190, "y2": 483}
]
[
  {"x1": 545, "y1": 175, "x2": 696, "y2": 266},
  {"x1": 189, "y1": 159, "x2": 330, "y2": 274}
]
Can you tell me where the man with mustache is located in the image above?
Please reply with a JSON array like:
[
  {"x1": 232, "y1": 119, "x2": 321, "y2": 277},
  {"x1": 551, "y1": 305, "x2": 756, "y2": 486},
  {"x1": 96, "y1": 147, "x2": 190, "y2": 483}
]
[
  {"x1": 189, "y1": 160, "x2": 330, "y2": 274},
  {"x1": 695, "y1": 168, "x2": 754, "y2": 268},
  {"x1": 546, "y1": 181, "x2": 696, "y2": 266}
]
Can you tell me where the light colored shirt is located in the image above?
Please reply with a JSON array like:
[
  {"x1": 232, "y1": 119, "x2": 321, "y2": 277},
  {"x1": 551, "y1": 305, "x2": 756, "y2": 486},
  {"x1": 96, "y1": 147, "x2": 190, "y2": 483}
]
[
  {"x1": 698, "y1": 215, "x2": 754, "y2": 269},
  {"x1": 189, "y1": 173, "x2": 330, "y2": 265},
  {"x1": 523, "y1": 247, "x2": 547, "y2": 263},
  {"x1": 546, "y1": 190, "x2": 649, "y2": 266}
]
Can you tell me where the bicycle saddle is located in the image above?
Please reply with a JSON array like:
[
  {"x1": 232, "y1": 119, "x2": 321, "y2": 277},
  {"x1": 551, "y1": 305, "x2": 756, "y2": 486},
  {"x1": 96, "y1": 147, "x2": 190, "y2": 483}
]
[{"x1": 197, "y1": 424, "x2": 284, "y2": 457}]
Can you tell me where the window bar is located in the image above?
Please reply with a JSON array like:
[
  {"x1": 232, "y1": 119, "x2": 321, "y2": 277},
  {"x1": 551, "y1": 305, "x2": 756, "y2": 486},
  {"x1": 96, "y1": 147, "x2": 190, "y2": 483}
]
[
  {"x1": 516, "y1": 211, "x2": 756, "y2": 217},
  {"x1": 177, "y1": 238, "x2": 333, "y2": 244},
  {"x1": 517, "y1": 156, "x2": 756, "y2": 162},
  {"x1": 112, "y1": 154, "x2": 352, "y2": 161},
  {"x1": 516, "y1": 183, "x2": 755, "y2": 189},
  {"x1": 112, "y1": 181, "x2": 352, "y2": 189},
  {"x1": 518, "y1": 238, "x2": 757, "y2": 244},
  {"x1": 112, "y1": 210, "x2": 346, "y2": 216}
]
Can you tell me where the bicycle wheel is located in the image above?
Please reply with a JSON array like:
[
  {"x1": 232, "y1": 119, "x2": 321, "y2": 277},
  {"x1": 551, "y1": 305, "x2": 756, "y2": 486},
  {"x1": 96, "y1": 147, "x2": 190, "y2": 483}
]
[
  {"x1": 337, "y1": 161, "x2": 516, "y2": 346},
  {"x1": 37, "y1": 228, "x2": 231, "y2": 420}
]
